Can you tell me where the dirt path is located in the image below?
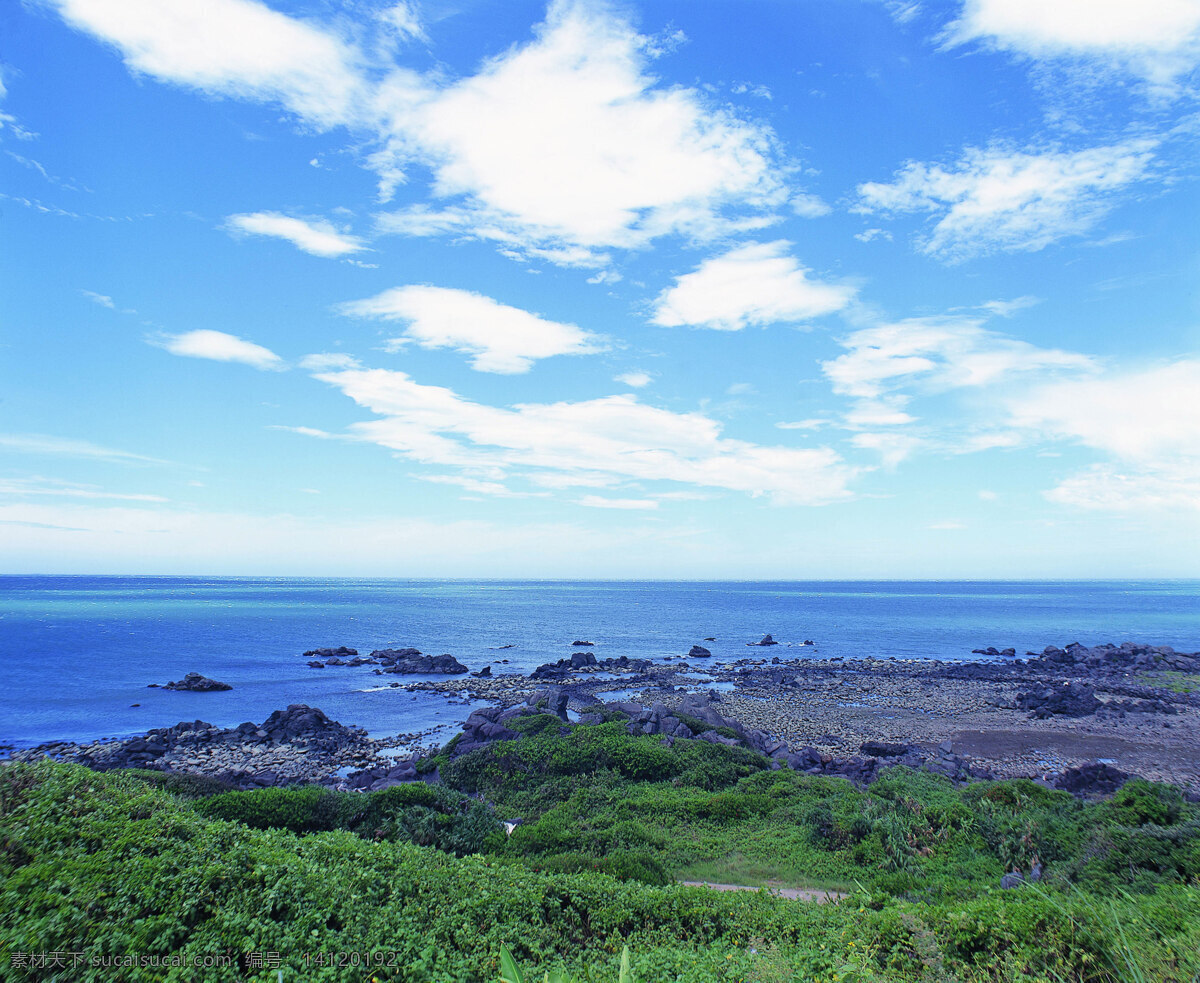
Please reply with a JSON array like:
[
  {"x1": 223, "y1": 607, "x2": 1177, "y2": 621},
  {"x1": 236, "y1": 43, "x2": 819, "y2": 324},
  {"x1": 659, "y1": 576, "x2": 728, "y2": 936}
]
[{"x1": 680, "y1": 880, "x2": 846, "y2": 902}]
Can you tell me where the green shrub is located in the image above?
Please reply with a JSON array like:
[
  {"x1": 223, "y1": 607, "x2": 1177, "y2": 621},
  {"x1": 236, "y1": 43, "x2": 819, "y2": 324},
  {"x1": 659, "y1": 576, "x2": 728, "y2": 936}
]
[
  {"x1": 1108, "y1": 779, "x2": 1184, "y2": 827},
  {"x1": 196, "y1": 784, "x2": 357, "y2": 833}
]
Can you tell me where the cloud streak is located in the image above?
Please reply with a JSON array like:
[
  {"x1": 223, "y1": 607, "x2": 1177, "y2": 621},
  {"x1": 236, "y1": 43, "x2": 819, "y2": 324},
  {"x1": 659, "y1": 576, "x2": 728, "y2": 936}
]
[
  {"x1": 154, "y1": 329, "x2": 284, "y2": 370},
  {"x1": 225, "y1": 212, "x2": 366, "y2": 257},
  {"x1": 307, "y1": 366, "x2": 858, "y2": 505}
]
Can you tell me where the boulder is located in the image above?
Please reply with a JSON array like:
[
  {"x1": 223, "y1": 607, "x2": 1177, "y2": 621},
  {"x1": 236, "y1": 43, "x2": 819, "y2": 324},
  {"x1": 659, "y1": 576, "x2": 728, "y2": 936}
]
[
  {"x1": 571, "y1": 640, "x2": 594, "y2": 647},
  {"x1": 748, "y1": 634, "x2": 779, "y2": 647},
  {"x1": 302, "y1": 646, "x2": 357, "y2": 659},
  {"x1": 688, "y1": 645, "x2": 712, "y2": 658}
]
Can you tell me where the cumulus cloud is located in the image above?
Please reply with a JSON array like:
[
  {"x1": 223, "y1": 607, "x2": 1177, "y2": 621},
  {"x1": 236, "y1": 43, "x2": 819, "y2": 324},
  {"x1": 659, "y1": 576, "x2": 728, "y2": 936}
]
[
  {"x1": 225, "y1": 212, "x2": 365, "y2": 257},
  {"x1": 49, "y1": 0, "x2": 801, "y2": 267},
  {"x1": 305, "y1": 366, "x2": 857, "y2": 505},
  {"x1": 946, "y1": 0, "x2": 1200, "y2": 85},
  {"x1": 49, "y1": 0, "x2": 370, "y2": 128},
  {"x1": 155, "y1": 329, "x2": 283, "y2": 370},
  {"x1": 338, "y1": 285, "x2": 604, "y2": 374},
  {"x1": 855, "y1": 141, "x2": 1155, "y2": 261},
  {"x1": 373, "y1": 0, "x2": 791, "y2": 262},
  {"x1": 652, "y1": 241, "x2": 854, "y2": 330}
]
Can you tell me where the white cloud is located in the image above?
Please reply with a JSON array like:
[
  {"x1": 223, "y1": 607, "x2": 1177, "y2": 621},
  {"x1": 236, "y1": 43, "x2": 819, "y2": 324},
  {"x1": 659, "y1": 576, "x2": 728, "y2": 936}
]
[
  {"x1": 578, "y1": 495, "x2": 659, "y2": 510},
  {"x1": 843, "y1": 399, "x2": 916, "y2": 428},
  {"x1": 776, "y1": 419, "x2": 831, "y2": 430},
  {"x1": 980, "y1": 295, "x2": 1040, "y2": 317},
  {"x1": 855, "y1": 140, "x2": 1155, "y2": 261},
  {"x1": 855, "y1": 227, "x2": 893, "y2": 243},
  {"x1": 823, "y1": 316, "x2": 1095, "y2": 399},
  {"x1": 947, "y1": 0, "x2": 1200, "y2": 85},
  {"x1": 978, "y1": 489, "x2": 999, "y2": 500},
  {"x1": 1008, "y1": 358, "x2": 1200, "y2": 463},
  {"x1": 299, "y1": 352, "x2": 362, "y2": 371},
  {"x1": 378, "y1": 2, "x2": 425, "y2": 43},
  {"x1": 652, "y1": 241, "x2": 854, "y2": 331},
  {"x1": 49, "y1": 0, "x2": 802, "y2": 268},
  {"x1": 155, "y1": 329, "x2": 283, "y2": 370},
  {"x1": 339, "y1": 285, "x2": 604, "y2": 374},
  {"x1": 419, "y1": 474, "x2": 547, "y2": 498},
  {"x1": 373, "y1": 0, "x2": 790, "y2": 262},
  {"x1": 225, "y1": 212, "x2": 365, "y2": 257},
  {"x1": 587, "y1": 270, "x2": 623, "y2": 285},
  {"x1": 1044, "y1": 465, "x2": 1200, "y2": 511},
  {"x1": 0, "y1": 433, "x2": 171, "y2": 465},
  {"x1": 0, "y1": 477, "x2": 167, "y2": 502},
  {"x1": 615, "y1": 371, "x2": 653, "y2": 388},
  {"x1": 851, "y1": 431, "x2": 923, "y2": 468},
  {"x1": 307, "y1": 366, "x2": 857, "y2": 505},
  {"x1": 49, "y1": 0, "x2": 370, "y2": 128},
  {"x1": 1009, "y1": 359, "x2": 1200, "y2": 511},
  {"x1": 82, "y1": 289, "x2": 116, "y2": 308}
]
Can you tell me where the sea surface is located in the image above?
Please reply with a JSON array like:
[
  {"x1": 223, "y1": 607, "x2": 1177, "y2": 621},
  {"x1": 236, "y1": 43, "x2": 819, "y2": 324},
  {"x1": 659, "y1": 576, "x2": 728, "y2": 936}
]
[{"x1": 2, "y1": 577, "x2": 1198, "y2": 748}]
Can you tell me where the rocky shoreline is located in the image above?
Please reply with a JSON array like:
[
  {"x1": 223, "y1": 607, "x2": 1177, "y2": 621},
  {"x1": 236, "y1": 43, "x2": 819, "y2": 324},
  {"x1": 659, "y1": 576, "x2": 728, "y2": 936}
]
[{"x1": 6, "y1": 640, "x2": 1198, "y2": 797}]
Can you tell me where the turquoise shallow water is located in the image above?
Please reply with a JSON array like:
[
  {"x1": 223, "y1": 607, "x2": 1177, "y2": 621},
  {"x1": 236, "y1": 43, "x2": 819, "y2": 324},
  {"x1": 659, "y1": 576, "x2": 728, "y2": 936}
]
[{"x1": 1, "y1": 577, "x2": 1197, "y2": 747}]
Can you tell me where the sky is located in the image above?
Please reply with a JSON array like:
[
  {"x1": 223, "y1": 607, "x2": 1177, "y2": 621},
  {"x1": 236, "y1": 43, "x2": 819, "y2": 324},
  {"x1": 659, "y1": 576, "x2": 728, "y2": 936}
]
[{"x1": 1, "y1": 0, "x2": 1199, "y2": 577}]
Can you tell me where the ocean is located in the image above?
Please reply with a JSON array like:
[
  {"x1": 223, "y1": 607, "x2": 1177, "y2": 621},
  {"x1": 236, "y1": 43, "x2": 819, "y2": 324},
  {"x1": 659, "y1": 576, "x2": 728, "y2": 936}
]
[{"x1": 2, "y1": 577, "x2": 1197, "y2": 748}]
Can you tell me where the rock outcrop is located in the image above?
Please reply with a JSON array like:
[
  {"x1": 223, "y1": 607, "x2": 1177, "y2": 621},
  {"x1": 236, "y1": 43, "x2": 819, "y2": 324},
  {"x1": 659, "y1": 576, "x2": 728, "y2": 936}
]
[
  {"x1": 1017, "y1": 681, "x2": 1101, "y2": 718},
  {"x1": 371, "y1": 650, "x2": 469, "y2": 674},
  {"x1": 160, "y1": 672, "x2": 232, "y2": 692}
]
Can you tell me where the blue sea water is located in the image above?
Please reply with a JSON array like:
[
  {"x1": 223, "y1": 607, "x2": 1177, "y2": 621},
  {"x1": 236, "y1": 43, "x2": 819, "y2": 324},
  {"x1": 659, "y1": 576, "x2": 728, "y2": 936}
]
[{"x1": 1, "y1": 577, "x2": 1197, "y2": 748}]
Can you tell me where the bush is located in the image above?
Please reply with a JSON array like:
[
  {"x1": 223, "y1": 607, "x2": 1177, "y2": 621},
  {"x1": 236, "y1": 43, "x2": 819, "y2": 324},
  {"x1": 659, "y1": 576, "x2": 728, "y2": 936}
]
[
  {"x1": 1108, "y1": 779, "x2": 1184, "y2": 827},
  {"x1": 196, "y1": 785, "x2": 357, "y2": 833}
]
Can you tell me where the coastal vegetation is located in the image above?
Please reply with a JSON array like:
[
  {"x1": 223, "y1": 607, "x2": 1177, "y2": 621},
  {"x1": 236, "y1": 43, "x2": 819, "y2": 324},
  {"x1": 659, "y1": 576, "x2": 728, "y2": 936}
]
[{"x1": 2, "y1": 721, "x2": 1199, "y2": 982}]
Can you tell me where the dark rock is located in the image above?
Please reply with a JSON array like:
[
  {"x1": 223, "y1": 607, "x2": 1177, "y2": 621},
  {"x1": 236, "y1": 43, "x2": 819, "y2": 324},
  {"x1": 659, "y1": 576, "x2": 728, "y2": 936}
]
[
  {"x1": 307, "y1": 661, "x2": 325, "y2": 668},
  {"x1": 1052, "y1": 762, "x2": 1132, "y2": 798},
  {"x1": 860, "y1": 741, "x2": 911, "y2": 758},
  {"x1": 748, "y1": 634, "x2": 779, "y2": 646},
  {"x1": 1000, "y1": 871, "x2": 1025, "y2": 890},
  {"x1": 688, "y1": 645, "x2": 712, "y2": 658},
  {"x1": 472, "y1": 665, "x2": 492, "y2": 678},
  {"x1": 569, "y1": 650, "x2": 598, "y2": 669},
  {"x1": 1017, "y1": 681, "x2": 1101, "y2": 718},
  {"x1": 302, "y1": 646, "x2": 357, "y2": 659},
  {"x1": 162, "y1": 672, "x2": 232, "y2": 692},
  {"x1": 374, "y1": 651, "x2": 469, "y2": 674},
  {"x1": 571, "y1": 640, "x2": 594, "y2": 647}
]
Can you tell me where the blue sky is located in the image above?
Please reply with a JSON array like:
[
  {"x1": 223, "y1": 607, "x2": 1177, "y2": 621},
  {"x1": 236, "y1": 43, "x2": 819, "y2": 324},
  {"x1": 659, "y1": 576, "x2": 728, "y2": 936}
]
[{"x1": 1, "y1": 0, "x2": 1198, "y2": 576}]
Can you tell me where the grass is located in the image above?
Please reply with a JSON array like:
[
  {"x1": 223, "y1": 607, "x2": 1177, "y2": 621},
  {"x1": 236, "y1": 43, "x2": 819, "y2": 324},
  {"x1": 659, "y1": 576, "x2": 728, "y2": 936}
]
[{"x1": 1135, "y1": 671, "x2": 1200, "y2": 694}]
